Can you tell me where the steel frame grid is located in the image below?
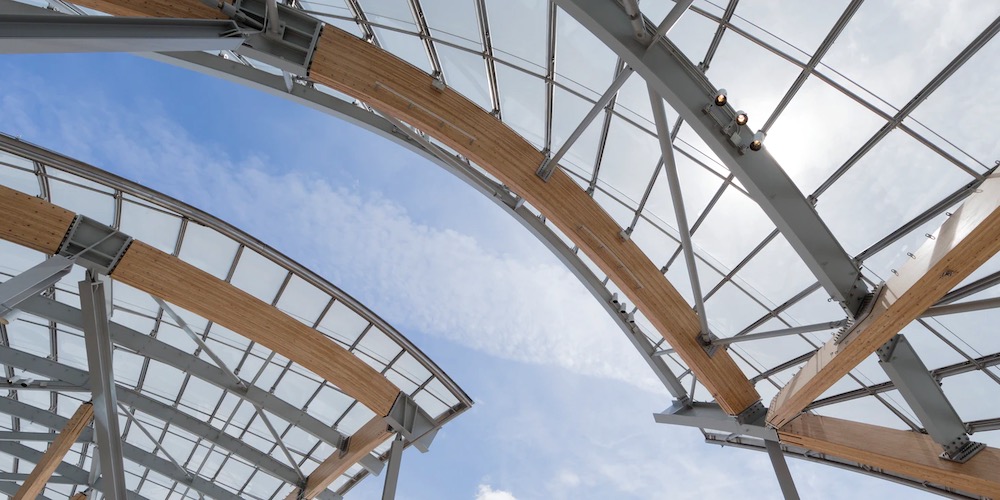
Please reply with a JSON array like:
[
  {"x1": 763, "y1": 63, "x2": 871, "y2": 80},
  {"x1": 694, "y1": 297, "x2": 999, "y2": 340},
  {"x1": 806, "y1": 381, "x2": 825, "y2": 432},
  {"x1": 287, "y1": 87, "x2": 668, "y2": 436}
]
[
  {"x1": 0, "y1": 0, "x2": 998, "y2": 496},
  {"x1": 0, "y1": 134, "x2": 472, "y2": 498}
]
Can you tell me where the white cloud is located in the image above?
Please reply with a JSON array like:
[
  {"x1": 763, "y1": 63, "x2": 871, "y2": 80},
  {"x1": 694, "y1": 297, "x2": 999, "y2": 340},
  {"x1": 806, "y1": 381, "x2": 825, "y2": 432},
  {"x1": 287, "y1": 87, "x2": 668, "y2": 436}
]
[
  {"x1": 0, "y1": 63, "x2": 662, "y2": 393},
  {"x1": 475, "y1": 484, "x2": 517, "y2": 500}
]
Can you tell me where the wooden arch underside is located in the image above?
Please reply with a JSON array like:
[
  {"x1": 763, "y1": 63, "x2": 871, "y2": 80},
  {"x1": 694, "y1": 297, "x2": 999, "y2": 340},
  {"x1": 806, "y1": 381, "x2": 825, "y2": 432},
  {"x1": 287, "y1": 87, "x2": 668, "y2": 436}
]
[{"x1": 7, "y1": 0, "x2": 1000, "y2": 497}]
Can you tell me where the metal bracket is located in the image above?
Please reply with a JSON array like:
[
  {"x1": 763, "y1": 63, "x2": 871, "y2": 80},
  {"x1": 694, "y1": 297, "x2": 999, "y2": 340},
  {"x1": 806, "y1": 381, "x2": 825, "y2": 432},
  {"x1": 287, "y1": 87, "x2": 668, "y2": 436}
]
[
  {"x1": 536, "y1": 150, "x2": 555, "y2": 181},
  {"x1": 206, "y1": 0, "x2": 323, "y2": 74},
  {"x1": 735, "y1": 400, "x2": 767, "y2": 426},
  {"x1": 698, "y1": 330, "x2": 720, "y2": 356},
  {"x1": 384, "y1": 393, "x2": 438, "y2": 453},
  {"x1": 941, "y1": 439, "x2": 985, "y2": 463},
  {"x1": 833, "y1": 282, "x2": 885, "y2": 345},
  {"x1": 57, "y1": 215, "x2": 132, "y2": 275}
]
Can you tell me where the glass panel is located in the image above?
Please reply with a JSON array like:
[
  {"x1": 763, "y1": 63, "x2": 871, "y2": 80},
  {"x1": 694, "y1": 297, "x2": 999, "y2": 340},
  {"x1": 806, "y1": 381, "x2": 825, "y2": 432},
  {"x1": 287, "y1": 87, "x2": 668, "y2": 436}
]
[
  {"x1": 119, "y1": 199, "x2": 182, "y2": 254},
  {"x1": 275, "y1": 275, "x2": 329, "y2": 325},
  {"x1": 48, "y1": 178, "x2": 114, "y2": 225},
  {"x1": 817, "y1": 129, "x2": 973, "y2": 257},
  {"x1": 732, "y1": 0, "x2": 849, "y2": 58},
  {"x1": 822, "y1": 1, "x2": 1000, "y2": 108},
  {"x1": 495, "y1": 63, "x2": 546, "y2": 148},
  {"x1": 318, "y1": 300, "x2": 371, "y2": 346},
  {"x1": 0, "y1": 162, "x2": 39, "y2": 195},
  {"x1": 421, "y1": 0, "x2": 481, "y2": 51},
  {"x1": 486, "y1": 0, "x2": 548, "y2": 69},
  {"x1": 437, "y1": 44, "x2": 492, "y2": 110},
  {"x1": 228, "y1": 248, "x2": 288, "y2": 304},
  {"x1": 177, "y1": 223, "x2": 240, "y2": 280}
]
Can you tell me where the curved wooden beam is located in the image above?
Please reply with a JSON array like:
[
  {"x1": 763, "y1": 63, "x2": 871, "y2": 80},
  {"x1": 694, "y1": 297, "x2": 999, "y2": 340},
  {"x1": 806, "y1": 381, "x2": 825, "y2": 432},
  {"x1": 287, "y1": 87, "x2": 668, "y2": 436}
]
[
  {"x1": 14, "y1": 402, "x2": 93, "y2": 500},
  {"x1": 779, "y1": 414, "x2": 1000, "y2": 499},
  {"x1": 286, "y1": 416, "x2": 391, "y2": 499},
  {"x1": 65, "y1": 0, "x2": 760, "y2": 416},
  {"x1": 0, "y1": 184, "x2": 400, "y2": 417}
]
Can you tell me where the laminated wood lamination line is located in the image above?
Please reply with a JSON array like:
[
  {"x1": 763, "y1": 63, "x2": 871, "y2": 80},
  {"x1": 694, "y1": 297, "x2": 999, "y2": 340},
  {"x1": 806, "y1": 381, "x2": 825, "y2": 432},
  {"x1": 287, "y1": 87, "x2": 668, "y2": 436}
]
[
  {"x1": 13, "y1": 402, "x2": 94, "y2": 500},
  {"x1": 66, "y1": 0, "x2": 761, "y2": 417},
  {"x1": 286, "y1": 415, "x2": 392, "y2": 499},
  {"x1": 0, "y1": 184, "x2": 401, "y2": 417},
  {"x1": 769, "y1": 172, "x2": 1000, "y2": 428},
  {"x1": 779, "y1": 414, "x2": 1000, "y2": 499}
]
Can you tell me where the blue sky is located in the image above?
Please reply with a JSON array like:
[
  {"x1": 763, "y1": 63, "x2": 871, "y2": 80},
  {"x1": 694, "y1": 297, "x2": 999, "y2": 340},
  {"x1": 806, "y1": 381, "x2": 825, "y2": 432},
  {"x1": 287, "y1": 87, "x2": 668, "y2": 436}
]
[{"x1": 0, "y1": 51, "x2": 941, "y2": 499}]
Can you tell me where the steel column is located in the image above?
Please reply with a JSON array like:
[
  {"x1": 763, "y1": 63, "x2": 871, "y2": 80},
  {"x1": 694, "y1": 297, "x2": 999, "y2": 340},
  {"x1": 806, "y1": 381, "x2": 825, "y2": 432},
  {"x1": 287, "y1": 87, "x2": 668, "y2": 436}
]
[
  {"x1": 79, "y1": 273, "x2": 127, "y2": 499},
  {"x1": 764, "y1": 439, "x2": 800, "y2": 500},
  {"x1": 380, "y1": 434, "x2": 404, "y2": 500},
  {"x1": 877, "y1": 335, "x2": 983, "y2": 461},
  {"x1": 554, "y1": 0, "x2": 869, "y2": 316},
  {"x1": 0, "y1": 14, "x2": 242, "y2": 54}
]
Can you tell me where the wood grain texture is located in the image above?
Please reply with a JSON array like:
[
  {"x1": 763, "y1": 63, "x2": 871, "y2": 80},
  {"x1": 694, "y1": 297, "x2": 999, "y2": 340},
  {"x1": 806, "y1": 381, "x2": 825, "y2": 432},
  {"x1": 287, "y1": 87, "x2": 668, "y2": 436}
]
[
  {"x1": 769, "y1": 173, "x2": 1000, "y2": 428},
  {"x1": 309, "y1": 18, "x2": 761, "y2": 416},
  {"x1": 286, "y1": 415, "x2": 391, "y2": 499},
  {"x1": 61, "y1": 0, "x2": 761, "y2": 415},
  {"x1": 14, "y1": 402, "x2": 94, "y2": 500},
  {"x1": 71, "y1": 493, "x2": 88, "y2": 500},
  {"x1": 780, "y1": 414, "x2": 1000, "y2": 499},
  {"x1": 0, "y1": 184, "x2": 76, "y2": 254},
  {"x1": 112, "y1": 241, "x2": 400, "y2": 415}
]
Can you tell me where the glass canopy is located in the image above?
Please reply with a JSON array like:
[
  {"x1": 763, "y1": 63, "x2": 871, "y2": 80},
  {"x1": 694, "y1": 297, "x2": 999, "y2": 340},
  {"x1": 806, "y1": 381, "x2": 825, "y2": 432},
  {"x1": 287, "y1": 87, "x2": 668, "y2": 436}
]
[
  {"x1": 0, "y1": 136, "x2": 471, "y2": 499},
  {"x1": 1, "y1": 0, "x2": 999, "y2": 498}
]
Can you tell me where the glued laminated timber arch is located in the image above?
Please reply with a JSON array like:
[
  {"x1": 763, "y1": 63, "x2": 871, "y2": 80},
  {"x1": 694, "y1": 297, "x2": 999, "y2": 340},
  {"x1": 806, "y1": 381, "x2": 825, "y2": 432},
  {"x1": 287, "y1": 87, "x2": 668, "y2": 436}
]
[
  {"x1": 64, "y1": 0, "x2": 762, "y2": 418},
  {"x1": 11, "y1": 0, "x2": 1000, "y2": 497}
]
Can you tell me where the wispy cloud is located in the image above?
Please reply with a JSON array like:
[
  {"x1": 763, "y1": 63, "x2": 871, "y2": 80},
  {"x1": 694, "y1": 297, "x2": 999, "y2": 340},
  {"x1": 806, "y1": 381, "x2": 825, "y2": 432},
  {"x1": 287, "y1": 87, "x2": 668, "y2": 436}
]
[
  {"x1": 475, "y1": 485, "x2": 517, "y2": 500},
  {"x1": 0, "y1": 59, "x2": 661, "y2": 393}
]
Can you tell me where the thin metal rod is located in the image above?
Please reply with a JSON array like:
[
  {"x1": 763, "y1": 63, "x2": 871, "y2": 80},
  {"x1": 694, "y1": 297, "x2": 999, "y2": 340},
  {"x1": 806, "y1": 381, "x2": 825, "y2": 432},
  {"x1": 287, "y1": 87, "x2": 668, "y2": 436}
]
[
  {"x1": 713, "y1": 320, "x2": 847, "y2": 346},
  {"x1": 545, "y1": 67, "x2": 634, "y2": 174},
  {"x1": 648, "y1": 0, "x2": 693, "y2": 45},
  {"x1": 922, "y1": 297, "x2": 1000, "y2": 318},
  {"x1": 117, "y1": 403, "x2": 192, "y2": 481},
  {"x1": 648, "y1": 85, "x2": 710, "y2": 336},
  {"x1": 936, "y1": 269, "x2": 1000, "y2": 305},
  {"x1": 153, "y1": 297, "x2": 247, "y2": 390},
  {"x1": 252, "y1": 406, "x2": 305, "y2": 481}
]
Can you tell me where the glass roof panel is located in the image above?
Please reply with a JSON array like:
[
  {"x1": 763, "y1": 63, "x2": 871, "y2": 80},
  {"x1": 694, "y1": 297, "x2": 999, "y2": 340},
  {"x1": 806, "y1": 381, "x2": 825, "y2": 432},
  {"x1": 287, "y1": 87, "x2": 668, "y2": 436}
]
[
  {"x1": 437, "y1": 44, "x2": 493, "y2": 110},
  {"x1": 817, "y1": 128, "x2": 974, "y2": 256},
  {"x1": 177, "y1": 223, "x2": 240, "y2": 280},
  {"x1": 821, "y1": 1, "x2": 1000, "y2": 108},
  {"x1": 485, "y1": 0, "x2": 548, "y2": 70}
]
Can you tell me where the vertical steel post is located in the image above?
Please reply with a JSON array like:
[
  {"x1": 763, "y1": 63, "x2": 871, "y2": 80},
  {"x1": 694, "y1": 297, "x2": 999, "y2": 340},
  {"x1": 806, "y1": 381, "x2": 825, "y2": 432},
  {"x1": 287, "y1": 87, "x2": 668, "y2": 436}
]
[
  {"x1": 381, "y1": 434, "x2": 404, "y2": 500},
  {"x1": 79, "y1": 273, "x2": 128, "y2": 499},
  {"x1": 764, "y1": 439, "x2": 800, "y2": 500}
]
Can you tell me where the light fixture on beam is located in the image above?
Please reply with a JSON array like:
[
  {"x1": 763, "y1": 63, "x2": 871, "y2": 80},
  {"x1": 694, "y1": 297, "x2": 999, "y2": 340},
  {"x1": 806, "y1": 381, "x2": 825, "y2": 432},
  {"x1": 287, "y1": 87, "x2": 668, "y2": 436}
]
[
  {"x1": 749, "y1": 131, "x2": 766, "y2": 151},
  {"x1": 714, "y1": 88, "x2": 727, "y2": 106},
  {"x1": 735, "y1": 110, "x2": 748, "y2": 126}
]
